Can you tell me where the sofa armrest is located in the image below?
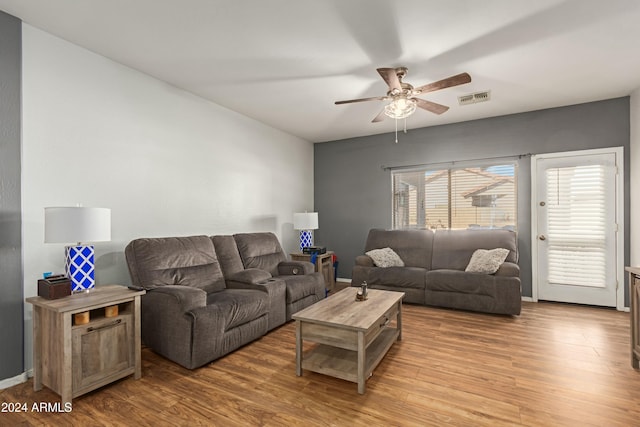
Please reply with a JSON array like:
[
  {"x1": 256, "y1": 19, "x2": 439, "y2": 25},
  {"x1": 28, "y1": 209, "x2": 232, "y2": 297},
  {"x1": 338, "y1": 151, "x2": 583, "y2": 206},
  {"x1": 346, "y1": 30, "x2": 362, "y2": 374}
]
[
  {"x1": 278, "y1": 260, "x2": 314, "y2": 275},
  {"x1": 226, "y1": 268, "x2": 272, "y2": 285},
  {"x1": 495, "y1": 262, "x2": 520, "y2": 277},
  {"x1": 145, "y1": 285, "x2": 207, "y2": 313},
  {"x1": 138, "y1": 285, "x2": 207, "y2": 368},
  {"x1": 355, "y1": 255, "x2": 374, "y2": 267}
]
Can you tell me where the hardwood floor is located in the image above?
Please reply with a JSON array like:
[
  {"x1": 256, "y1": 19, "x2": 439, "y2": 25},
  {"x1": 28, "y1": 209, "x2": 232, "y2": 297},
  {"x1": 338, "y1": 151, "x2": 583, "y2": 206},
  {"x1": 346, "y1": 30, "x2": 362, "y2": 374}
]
[{"x1": 3, "y1": 300, "x2": 640, "y2": 426}]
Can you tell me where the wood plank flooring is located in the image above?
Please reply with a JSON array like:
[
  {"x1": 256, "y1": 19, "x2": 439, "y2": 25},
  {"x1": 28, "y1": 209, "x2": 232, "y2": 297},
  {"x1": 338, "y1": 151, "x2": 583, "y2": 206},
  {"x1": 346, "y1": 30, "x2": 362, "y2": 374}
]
[{"x1": 2, "y1": 300, "x2": 640, "y2": 426}]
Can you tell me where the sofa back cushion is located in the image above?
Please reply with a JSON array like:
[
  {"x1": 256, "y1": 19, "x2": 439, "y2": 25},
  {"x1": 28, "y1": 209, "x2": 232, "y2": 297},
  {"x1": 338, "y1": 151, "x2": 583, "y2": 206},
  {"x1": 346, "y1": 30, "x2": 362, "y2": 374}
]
[
  {"x1": 211, "y1": 235, "x2": 245, "y2": 278},
  {"x1": 125, "y1": 235, "x2": 225, "y2": 293},
  {"x1": 233, "y1": 232, "x2": 287, "y2": 276},
  {"x1": 364, "y1": 229, "x2": 434, "y2": 269},
  {"x1": 431, "y1": 229, "x2": 518, "y2": 271}
]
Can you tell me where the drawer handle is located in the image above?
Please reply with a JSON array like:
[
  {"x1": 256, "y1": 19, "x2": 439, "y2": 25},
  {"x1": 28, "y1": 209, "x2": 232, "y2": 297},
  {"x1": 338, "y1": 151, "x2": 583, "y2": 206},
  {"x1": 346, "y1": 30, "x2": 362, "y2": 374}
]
[
  {"x1": 380, "y1": 317, "x2": 390, "y2": 328},
  {"x1": 87, "y1": 318, "x2": 122, "y2": 332}
]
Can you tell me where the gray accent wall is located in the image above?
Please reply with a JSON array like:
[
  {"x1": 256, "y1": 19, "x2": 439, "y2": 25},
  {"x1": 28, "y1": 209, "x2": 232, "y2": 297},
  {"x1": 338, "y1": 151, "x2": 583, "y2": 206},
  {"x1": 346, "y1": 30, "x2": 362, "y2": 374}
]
[
  {"x1": 0, "y1": 11, "x2": 23, "y2": 381},
  {"x1": 314, "y1": 97, "x2": 630, "y2": 299}
]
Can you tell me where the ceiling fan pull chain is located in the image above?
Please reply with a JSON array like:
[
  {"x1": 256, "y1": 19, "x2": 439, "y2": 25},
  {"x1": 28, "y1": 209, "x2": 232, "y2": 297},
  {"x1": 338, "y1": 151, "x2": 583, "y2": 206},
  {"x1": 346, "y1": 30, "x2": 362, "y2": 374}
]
[
  {"x1": 404, "y1": 117, "x2": 408, "y2": 133},
  {"x1": 395, "y1": 117, "x2": 399, "y2": 143}
]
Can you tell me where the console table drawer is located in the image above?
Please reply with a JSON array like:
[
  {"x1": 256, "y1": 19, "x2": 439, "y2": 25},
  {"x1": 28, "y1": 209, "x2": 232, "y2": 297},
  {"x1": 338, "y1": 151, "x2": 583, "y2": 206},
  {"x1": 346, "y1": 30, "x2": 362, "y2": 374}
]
[
  {"x1": 364, "y1": 303, "x2": 398, "y2": 344},
  {"x1": 72, "y1": 313, "x2": 135, "y2": 395}
]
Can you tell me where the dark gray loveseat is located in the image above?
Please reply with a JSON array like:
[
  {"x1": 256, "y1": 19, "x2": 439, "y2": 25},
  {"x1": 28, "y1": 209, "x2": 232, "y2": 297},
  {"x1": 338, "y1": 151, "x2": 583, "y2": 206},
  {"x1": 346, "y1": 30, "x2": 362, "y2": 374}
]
[
  {"x1": 125, "y1": 233, "x2": 324, "y2": 369},
  {"x1": 351, "y1": 228, "x2": 521, "y2": 315}
]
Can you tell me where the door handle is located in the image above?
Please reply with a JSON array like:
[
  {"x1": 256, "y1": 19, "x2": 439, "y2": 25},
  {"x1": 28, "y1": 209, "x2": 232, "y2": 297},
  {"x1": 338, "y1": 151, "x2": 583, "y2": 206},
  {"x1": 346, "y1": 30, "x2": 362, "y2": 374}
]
[
  {"x1": 539, "y1": 235, "x2": 546, "y2": 241},
  {"x1": 87, "y1": 318, "x2": 122, "y2": 332}
]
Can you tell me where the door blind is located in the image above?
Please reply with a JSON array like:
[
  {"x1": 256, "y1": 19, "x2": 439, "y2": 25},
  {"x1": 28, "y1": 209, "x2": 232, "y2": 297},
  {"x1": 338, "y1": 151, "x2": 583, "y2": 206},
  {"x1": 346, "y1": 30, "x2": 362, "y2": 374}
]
[{"x1": 545, "y1": 165, "x2": 607, "y2": 287}]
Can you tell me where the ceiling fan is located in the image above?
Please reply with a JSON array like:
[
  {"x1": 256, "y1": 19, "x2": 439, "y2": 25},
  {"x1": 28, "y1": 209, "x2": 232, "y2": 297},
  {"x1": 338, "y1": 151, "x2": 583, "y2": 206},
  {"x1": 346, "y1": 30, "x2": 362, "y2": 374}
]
[{"x1": 335, "y1": 67, "x2": 472, "y2": 123}]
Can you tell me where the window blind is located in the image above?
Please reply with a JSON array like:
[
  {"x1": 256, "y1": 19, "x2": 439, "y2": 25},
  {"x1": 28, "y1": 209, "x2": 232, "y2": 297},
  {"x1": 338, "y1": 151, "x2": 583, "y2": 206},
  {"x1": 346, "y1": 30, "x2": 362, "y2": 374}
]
[
  {"x1": 545, "y1": 165, "x2": 607, "y2": 287},
  {"x1": 392, "y1": 163, "x2": 517, "y2": 230}
]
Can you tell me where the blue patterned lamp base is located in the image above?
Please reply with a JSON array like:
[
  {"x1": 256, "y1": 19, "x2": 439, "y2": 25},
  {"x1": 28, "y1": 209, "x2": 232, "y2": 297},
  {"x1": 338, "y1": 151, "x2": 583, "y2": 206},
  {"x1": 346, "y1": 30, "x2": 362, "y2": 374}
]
[
  {"x1": 65, "y1": 245, "x2": 96, "y2": 292},
  {"x1": 299, "y1": 230, "x2": 313, "y2": 251}
]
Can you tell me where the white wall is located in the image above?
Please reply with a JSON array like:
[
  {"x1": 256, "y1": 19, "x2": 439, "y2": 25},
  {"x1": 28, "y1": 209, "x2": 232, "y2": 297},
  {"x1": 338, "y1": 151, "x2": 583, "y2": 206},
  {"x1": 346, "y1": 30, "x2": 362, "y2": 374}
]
[
  {"x1": 631, "y1": 88, "x2": 640, "y2": 266},
  {"x1": 21, "y1": 25, "x2": 314, "y2": 370}
]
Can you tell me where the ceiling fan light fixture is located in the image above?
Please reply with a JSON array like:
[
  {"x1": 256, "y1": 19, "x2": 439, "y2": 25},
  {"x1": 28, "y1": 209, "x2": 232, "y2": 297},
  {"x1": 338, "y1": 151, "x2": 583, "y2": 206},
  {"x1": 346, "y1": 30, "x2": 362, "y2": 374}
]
[{"x1": 384, "y1": 97, "x2": 417, "y2": 119}]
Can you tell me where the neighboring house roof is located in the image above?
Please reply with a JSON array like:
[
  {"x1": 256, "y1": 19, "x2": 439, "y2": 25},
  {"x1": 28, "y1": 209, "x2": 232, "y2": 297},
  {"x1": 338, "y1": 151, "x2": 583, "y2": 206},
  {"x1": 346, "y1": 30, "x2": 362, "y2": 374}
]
[
  {"x1": 460, "y1": 168, "x2": 514, "y2": 199},
  {"x1": 417, "y1": 167, "x2": 514, "y2": 198}
]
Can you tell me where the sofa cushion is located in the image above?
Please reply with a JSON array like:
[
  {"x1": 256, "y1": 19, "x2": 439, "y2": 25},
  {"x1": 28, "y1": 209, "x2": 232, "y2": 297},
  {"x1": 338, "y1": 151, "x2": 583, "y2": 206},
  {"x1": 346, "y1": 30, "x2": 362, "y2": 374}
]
[
  {"x1": 125, "y1": 236, "x2": 225, "y2": 293},
  {"x1": 465, "y1": 248, "x2": 510, "y2": 274},
  {"x1": 426, "y1": 270, "x2": 496, "y2": 296},
  {"x1": 227, "y1": 269, "x2": 272, "y2": 285},
  {"x1": 365, "y1": 266, "x2": 427, "y2": 289},
  {"x1": 366, "y1": 247, "x2": 405, "y2": 268},
  {"x1": 211, "y1": 235, "x2": 246, "y2": 277},
  {"x1": 234, "y1": 232, "x2": 287, "y2": 277},
  {"x1": 431, "y1": 229, "x2": 518, "y2": 271},
  {"x1": 206, "y1": 289, "x2": 268, "y2": 331},
  {"x1": 364, "y1": 229, "x2": 434, "y2": 269},
  {"x1": 280, "y1": 275, "x2": 321, "y2": 303}
]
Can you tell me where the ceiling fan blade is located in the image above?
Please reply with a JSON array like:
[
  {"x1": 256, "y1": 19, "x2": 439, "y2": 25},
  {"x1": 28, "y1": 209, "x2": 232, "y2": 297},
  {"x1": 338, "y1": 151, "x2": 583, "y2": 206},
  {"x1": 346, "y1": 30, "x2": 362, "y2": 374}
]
[
  {"x1": 335, "y1": 96, "x2": 387, "y2": 105},
  {"x1": 372, "y1": 108, "x2": 386, "y2": 123},
  {"x1": 415, "y1": 98, "x2": 450, "y2": 115},
  {"x1": 377, "y1": 68, "x2": 402, "y2": 92},
  {"x1": 414, "y1": 72, "x2": 471, "y2": 95}
]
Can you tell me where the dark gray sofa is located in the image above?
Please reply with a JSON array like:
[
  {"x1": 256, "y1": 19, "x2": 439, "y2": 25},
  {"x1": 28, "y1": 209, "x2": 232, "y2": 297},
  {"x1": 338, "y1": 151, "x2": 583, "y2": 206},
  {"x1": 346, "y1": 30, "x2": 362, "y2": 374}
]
[
  {"x1": 125, "y1": 233, "x2": 324, "y2": 369},
  {"x1": 351, "y1": 228, "x2": 521, "y2": 315}
]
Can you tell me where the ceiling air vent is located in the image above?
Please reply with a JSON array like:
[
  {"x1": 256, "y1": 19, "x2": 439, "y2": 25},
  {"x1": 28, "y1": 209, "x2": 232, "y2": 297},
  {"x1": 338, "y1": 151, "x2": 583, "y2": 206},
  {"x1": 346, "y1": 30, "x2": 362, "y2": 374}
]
[{"x1": 458, "y1": 90, "x2": 491, "y2": 106}]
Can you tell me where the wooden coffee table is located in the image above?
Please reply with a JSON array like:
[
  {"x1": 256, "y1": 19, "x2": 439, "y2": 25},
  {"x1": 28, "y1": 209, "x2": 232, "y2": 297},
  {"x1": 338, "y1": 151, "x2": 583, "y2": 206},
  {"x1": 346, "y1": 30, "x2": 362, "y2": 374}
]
[{"x1": 293, "y1": 287, "x2": 404, "y2": 394}]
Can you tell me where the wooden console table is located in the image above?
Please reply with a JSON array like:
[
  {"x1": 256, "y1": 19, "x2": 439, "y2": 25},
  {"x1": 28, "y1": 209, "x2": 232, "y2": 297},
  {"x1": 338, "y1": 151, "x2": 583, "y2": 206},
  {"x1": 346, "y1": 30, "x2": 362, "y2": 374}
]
[
  {"x1": 26, "y1": 285, "x2": 145, "y2": 404},
  {"x1": 625, "y1": 267, "x2": 640, "y2": 369}
]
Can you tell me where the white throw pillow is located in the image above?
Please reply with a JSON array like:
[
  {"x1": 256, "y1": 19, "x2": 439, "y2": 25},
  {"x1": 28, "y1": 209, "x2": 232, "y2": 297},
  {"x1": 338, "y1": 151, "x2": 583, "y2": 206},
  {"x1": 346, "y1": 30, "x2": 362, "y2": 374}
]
[
  {"x1": 366, "y1": 247, "x2": 405, "y2": 268},
  {"x1": 465, "y1": 248, "x2": 510, "y2": 274}
]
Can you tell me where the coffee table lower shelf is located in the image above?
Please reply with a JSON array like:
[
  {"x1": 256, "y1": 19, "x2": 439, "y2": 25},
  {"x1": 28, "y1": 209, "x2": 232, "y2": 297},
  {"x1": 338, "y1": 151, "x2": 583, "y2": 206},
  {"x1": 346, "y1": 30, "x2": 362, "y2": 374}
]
[{"x1": 301, "y1": 327, "x2": 399, "y2": 385}]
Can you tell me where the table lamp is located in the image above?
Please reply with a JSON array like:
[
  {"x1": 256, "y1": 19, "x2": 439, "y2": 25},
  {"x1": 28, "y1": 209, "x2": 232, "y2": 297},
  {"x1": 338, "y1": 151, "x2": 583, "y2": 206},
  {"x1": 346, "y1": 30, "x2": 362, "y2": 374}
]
[
  {"x1": 293, "y1": 212, "x2": 318, "y2": 251},
  {"x1": 44, "y1": 207, "x2": 111, "y2": 292}
]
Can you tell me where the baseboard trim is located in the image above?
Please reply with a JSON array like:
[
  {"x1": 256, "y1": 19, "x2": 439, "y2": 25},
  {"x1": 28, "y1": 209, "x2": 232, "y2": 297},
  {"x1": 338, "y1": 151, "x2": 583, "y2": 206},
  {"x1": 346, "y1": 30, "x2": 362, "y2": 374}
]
[
  {"x1": 0, "y1": 371, "x2": 28, "y2": 390},
  {"x1": 521, "y1": 296, "x2": 534, "y2": 302}
]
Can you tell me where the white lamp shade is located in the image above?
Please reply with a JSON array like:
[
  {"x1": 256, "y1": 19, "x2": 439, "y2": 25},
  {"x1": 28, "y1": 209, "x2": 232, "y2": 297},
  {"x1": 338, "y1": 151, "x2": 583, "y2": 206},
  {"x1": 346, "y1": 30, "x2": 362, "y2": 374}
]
[
  {"x1": 44, "y1": 207, "x2": 111, "y2": 243},
  {"x1": 293, "y1": 212, "x2": 318, "y2": 230}
]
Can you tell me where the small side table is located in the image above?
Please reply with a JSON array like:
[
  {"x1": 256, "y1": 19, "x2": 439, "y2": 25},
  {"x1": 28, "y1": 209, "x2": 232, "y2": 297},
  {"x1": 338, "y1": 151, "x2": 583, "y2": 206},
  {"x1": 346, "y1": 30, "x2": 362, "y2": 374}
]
[
  {"x1": 291, "y1": 251, "x2": 335, "y2": 292},
  {"x1": 625, "y1": 267, "x2": 640, "y2": 369},
  {"x1": 26, "y1": 284, "x2": 145, "y2": 404}
]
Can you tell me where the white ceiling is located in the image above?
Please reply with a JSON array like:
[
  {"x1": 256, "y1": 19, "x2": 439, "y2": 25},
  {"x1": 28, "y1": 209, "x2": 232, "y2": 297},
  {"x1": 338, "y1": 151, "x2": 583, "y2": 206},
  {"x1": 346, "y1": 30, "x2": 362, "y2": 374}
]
[{"x1": 1, "y1": 0, "x2": 640, "y2": 143}]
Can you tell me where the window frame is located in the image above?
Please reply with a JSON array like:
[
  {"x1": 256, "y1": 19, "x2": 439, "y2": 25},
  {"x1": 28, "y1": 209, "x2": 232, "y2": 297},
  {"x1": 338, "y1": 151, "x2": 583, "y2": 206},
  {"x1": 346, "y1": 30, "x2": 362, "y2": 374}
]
[{"x1": 391, "y1": 159, "x2": 518, "y2": 231}]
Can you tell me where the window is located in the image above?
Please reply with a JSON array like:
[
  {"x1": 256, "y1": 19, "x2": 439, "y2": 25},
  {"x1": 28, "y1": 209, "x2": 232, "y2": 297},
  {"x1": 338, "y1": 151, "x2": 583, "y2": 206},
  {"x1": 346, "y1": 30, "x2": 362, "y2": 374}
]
[{"x1": 392, "y1": 163, "x2": 517, "y2": 230}]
